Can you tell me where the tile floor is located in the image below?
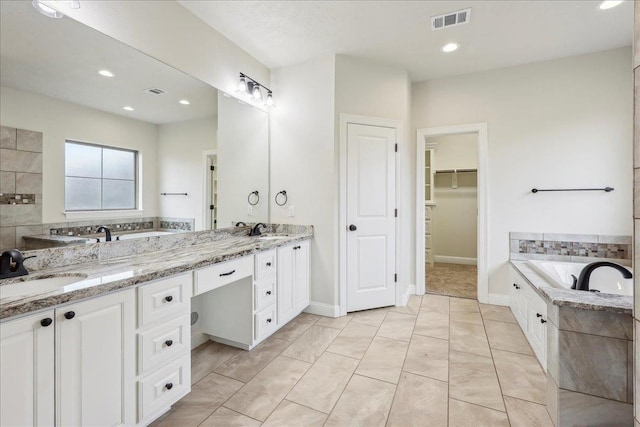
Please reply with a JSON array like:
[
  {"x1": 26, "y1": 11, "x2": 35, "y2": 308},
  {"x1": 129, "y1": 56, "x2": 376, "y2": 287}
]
[
  {"x1": 426, "y1": 263, "x2": 477, "y2": 300},
  {"x1": 151, "y1": 295, "x2": 552, "y2": 427}
]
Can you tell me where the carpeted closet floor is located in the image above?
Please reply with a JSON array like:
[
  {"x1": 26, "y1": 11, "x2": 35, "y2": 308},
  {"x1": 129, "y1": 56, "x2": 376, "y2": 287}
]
[{"x1": 426, "y1": 262, "x2": 477, "y2": 299}]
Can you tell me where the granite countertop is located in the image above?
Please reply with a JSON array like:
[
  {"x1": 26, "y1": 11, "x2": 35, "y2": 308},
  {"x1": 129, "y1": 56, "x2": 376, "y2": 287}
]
[
  {"x1": 0, "y1": 229, "x2": 313, "y2": 320},
  {"x1": 510, "y1": 260, "x2": 632, "y2": 314},
  {"x1": 24, "y1": 235, "x2": 89, "y2": 244}
]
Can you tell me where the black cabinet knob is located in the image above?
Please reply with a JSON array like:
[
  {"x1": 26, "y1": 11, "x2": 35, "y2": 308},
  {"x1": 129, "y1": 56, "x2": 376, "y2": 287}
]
[
  {"x1": 349, "y1": 224, "x2": 357, "y2": 231},
  {"x1": 266, "y1": 262, "x2": 272, "y2": 266},
  {"x1": 165, "y1": 383, "x2": 173, "y2": 390},
  {"x1": 293, "y1": 245, "x2": 301, "y2": 250},
  {"x1": 536, "y1": 313, "x2": 542, "y2": 318},
  {"x1": 540, "y1": 319, "x2": 547, "y2": 324},
  {"x1": 266, "y1": 290, "x2": 272, "y2": 295},
  {"x1": 266, "y1": 318, "x2": 272, "y2": 323},
  {"x1": 512, "y1": 283, "x2": 516, "y2": 288},
  {"x1": 40, "y1": 318, "x2": 53, "y2": 327},
  {"x1": 164, "y1": 295, "x2": 173, "y2": 302},
  {"x1": 165, "y1": 340, "x2": 173, "y2": 347},
  {"x1": 64, "y1": 311, "x2": 75, "y2": 320}
]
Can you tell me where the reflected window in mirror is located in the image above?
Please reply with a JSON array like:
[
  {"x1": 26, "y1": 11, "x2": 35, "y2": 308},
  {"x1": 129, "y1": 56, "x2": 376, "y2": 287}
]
[{"x1": 65, "y1": 141, "x2": 138, "y2": 211}]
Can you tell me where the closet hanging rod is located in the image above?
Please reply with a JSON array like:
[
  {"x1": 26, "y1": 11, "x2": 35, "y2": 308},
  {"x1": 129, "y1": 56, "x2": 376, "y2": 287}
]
[
  {"x1": 160, "y1": 192, "x2": 188, "y2": 196},
  {"x1": 434, "y1": 168, "x2": 477, "y2": 174},
  {"x1": 531, "y1": 187, "x2": 614, "y2": 194}
]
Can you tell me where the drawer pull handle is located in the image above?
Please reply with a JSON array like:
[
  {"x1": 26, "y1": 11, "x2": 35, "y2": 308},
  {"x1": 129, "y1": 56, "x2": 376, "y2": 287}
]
[
  {"x1": 536, "y1": 313, "x2": 542, "y2": 318},
  {"x1": 540, "y1": 319, "x2": 547, "y2": 324},
  {"x1": 165, "y1": 340, "x2": 174, "y2": 347},
  {"x1": 293, "y1": 245, "x2": 301, "y2": 250},
  {"x1": 266, "y1": 290, "x2": 272, "y2": 295},
  {"x1": 165, "y1": 383, "x2": 173, "y2": 390},
  {"x1": 64, "y1": 311, "x2": 75, "y2": 320},
  {"x1": 266, "y1": 318, "x2": 272, "y2": 323},
  {"x1": 40, "y1": 318, "x2": 53, "y2": 327},
  {"x1": 266, "y1": 262, "x2": 272, "y2": 266},
  {"x1": 164, "y1": 295, "x2": 173, "y2": 302},
  {"x1": 219, "y1": 270, "x2": 236, "y2": 277}
]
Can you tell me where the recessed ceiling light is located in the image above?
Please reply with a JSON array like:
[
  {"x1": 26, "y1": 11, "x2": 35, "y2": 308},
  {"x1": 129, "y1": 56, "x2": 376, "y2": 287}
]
[
  {"x1": 98, "y1": 70, "x2": 114, "y2": 78},
  {"x1": 123, "y1": 106, "x2": 134, "y2": 111},
  {"x1": 441, "y1": 42, "x2": 460, "y2": 53},
  {"x1": 32, "y1": 0, "x2": 64, "y2": 18},
  {"x1": 598, "y1": 0, "x2": 624, "y2": 9},
  {"x1": 179, "y1": 99, "x2": 190, "y2": 105}
]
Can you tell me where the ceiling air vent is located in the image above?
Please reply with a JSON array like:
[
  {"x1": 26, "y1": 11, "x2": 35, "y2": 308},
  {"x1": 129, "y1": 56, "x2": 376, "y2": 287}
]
[
  {"x1": 431, "y1": 8, "x2": 471, "y2": 31},
  {"x1": 144, "y1": 88, "x2": 167, "y2": 95}
]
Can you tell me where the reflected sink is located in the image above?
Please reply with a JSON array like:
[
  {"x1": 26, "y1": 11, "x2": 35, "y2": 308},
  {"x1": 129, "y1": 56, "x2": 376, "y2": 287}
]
[
  {"x1": 257, "y1": 234, "x2": 290, "y2": 241},
  {"x1": 0, "y1": 275, "x2": 88, "y2": 299}
]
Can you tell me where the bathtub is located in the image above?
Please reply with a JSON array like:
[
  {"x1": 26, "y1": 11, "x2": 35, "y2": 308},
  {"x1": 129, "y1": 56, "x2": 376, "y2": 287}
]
[
  {"x1": 528, "y1": 260, "x2": 632, "y2": 296},
  {"x1": 88, "y1": 231, "x2": 175, "y2": 243}
]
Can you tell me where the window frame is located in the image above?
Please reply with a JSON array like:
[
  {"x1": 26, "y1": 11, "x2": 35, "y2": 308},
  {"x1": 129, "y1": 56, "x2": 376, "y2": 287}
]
[{"x1": 64, "y1": 140, "x2": 139, "y2": 212}]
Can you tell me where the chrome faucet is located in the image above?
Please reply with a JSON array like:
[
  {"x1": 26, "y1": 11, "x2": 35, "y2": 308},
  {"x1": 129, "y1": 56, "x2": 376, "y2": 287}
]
[
  {"x1": 96, "y1": 226, "x2": 112, "y2": 242},
  {"x1": 249, "y1": 223, "x2": 267, "y2": 236},
  {"x1": 571, "y1": 261, "x2": 632, "y2": 291},
  {"x1": 0, "y1": 249, "x2": 32, "y2": 279}
]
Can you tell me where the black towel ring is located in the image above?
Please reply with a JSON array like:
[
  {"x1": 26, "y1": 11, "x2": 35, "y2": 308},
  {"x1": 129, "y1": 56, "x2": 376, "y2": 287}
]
[
  {"x1": 248, "y1": 191, "x2": 259, "y2": 206},
  {"x1": 275, "y1": 190, "x2": 288, "y2": 206}
]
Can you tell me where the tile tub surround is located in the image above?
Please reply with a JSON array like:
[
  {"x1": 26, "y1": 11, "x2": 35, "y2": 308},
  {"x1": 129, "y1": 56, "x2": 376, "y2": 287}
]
[
  {"x1": 510, "y1": 232, "x2": 631, "y2": 265},
  {"x1": 0, "y1": 224, "x2": 313, "y2": 320},
  {"x1": 159, "y1": 217, "x2": 194, "y2": 231},
  {"x1": 0, "y1": 125, "x2": 43, "y2": 250}
]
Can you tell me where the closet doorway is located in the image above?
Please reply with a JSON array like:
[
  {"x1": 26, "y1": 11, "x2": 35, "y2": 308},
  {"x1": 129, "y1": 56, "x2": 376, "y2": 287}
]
[{"x1": 415, "y1": 124, "x2": 489, "y2": 303}]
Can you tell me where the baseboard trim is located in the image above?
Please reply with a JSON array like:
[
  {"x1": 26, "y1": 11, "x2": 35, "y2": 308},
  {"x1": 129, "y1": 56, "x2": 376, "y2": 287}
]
[
  {"x1": 488, "y1": 293, "x2": 510, "y2": 306},
  {"x1": 304, "y1": 302, "x2": 340, "y2": 317},
  {"x1": 434, "y1": 256, "x2": 477, "y2": 265},
  {"x1": 191, "y1": 332, "x2": 209, "y2": 350},
  {"x1": 400, "y1": 284, "x2": 416, "y2": 305}
]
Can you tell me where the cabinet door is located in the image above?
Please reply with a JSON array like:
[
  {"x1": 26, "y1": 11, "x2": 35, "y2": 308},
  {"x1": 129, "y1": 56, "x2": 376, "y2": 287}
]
[
  {"x1": 525, "y1": 287, "x2": 547, "y2": 369},
  {"x1": 56, "y1": 289, "x2": 135, "y2": 427},
  {"x1": 277, "y1": 244, "x2": 297, "y2": 325},
  {"x1": 294, "y1": 241, "x2": 310, "y2": 312},
  {"x1": 0, "y1": 310, "x2": 55, "y2": 426}
]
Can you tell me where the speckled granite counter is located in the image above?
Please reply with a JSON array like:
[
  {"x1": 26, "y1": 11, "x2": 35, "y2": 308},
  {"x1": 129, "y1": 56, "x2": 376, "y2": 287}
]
[
  {"x1": 0, "y1": 224, "x2": 313, "y2": 320},
  {"x1": 510, "y1": 260, "x2": 632, "y2": 314}
]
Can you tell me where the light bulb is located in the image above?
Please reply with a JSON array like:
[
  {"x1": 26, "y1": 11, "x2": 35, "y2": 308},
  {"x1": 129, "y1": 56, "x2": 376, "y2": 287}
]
[
  {"x1": 266, "y1": 92, "x2": 274, "y2": 107},
  {"x1": 252, "y1": 84, "x2": 262, "y2": 100},
  {"x1": 238, "y1": 75, "x2": 247, "y2": 93}
]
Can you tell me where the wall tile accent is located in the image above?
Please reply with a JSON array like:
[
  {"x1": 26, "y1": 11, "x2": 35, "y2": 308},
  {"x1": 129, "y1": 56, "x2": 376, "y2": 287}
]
[
  {"x1": 158, "y1": 217, "x2": 194, "y2": 231},
  {"x1": 509, "y1": 232, "x2": 631, "y2": 261},
  {"x1": 47, "y1": 220, "x2": 155, "y2": 237}
]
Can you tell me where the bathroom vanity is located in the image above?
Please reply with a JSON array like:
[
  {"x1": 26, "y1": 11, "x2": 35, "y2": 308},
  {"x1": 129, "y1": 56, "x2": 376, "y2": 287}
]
[{"x1": 0, "y1": 225, "x2": 312, "y2": 426}]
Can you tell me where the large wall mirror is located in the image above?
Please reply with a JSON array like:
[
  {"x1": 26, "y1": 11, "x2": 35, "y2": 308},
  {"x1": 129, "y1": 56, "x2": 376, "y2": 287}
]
[{"x1": 0, "y1": 1, "x2": 269, "y2": 251}]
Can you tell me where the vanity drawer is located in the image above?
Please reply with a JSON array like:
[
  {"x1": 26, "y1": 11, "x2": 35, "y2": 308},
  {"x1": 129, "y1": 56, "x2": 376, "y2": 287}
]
[
  {"x1": 255, "y1": 250, "x2": 276, "y2": 280},
  {"x1": 254, "y1": 305, "x2": 277, "y2": 341},
  {"x1": 254, "y1": 279, "x2": 276, "y2": 312},
  {"x1": 138, "y1": 315, "x2": 190, "y2": 375},
  {"x1": 138, "y1": 354, "x2": 190, "y2": 422},
  {"x1": 194, "y1": 256, "x2": 253, "y2": 296},
  {"x1": 138, "y1": 273, "x2": 191, "y2": 327}
]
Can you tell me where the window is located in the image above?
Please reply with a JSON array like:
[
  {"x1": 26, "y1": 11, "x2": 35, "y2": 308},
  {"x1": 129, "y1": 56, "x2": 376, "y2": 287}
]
[{"x1": 65, "y1": 141, "x2": 137, "y2": 211}]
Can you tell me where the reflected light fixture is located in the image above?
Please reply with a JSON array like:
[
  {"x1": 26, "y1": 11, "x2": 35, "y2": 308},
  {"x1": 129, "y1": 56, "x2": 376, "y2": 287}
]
[
  {"x1": 441, "y1": 42, "x2": 460, "y2": 53},
  {"x1": 98, "y1": 69, "x2": 114, "y2": 77},
  {"x1": 266, "y1": 91, "x2": 274, "y2": 107},
  {"x1": 236, "y1": 72, "x2": 274, "y2": 108},
  {"x1": 32, "y1": 0, "x2": 64, "y2": 18},
  {"x1": 252, "y1": 83, "x2": 262, "y2": 100},
  {"x1": 179, "y1": 99, "x2": 190, "y2": 105},
  {"x1": 238, "y1": 74, "x2": 248, "y2": 93},
  {"x1": 123, "y1": 106, "x2": 134, "y2": 111},
  {"x1": 598, "y1": 0, "x2": 624, "y2": 9}
]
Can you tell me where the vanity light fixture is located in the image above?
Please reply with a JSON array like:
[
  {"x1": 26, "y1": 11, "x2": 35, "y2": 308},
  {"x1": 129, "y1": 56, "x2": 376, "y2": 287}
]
[
  {"x1": 238, "y1": 74, "x2": 248, "y2": 93},
  {"x1": 441, "y1": 42, "x2": 460, "y2": 53},
  {"x1": 32, "y1": 0, "x2": 64, "y2": 18},
  {"x1": 123, "y1": 106, "x2": 134, "y2": 111},
  {"x1": 266, "y1": 91, "x2": 274, "y2": 107},
  {"x1": 236, "y1": 73, "x2": 274, "y2": 108},
  {"x1": 598, "y1": 0, "x2": 624, "y2": 9},
  {"x1": 98, "y1": 69, "x2": 114, "y2": 78},
  {"x1": 179, "y1": 99, "x2": 190, "y2": 105},
  {"x1": 252, "y1": 83, "x2": 262, "y2": 101}
]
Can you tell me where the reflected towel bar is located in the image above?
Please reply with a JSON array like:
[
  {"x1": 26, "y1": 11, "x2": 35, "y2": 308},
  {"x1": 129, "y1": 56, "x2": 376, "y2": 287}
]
[
  {"x1": 160, "y1": 192, "x2": 188, "y2": 196},
  {"x1": 531, "y1": 187, "x2": 614, "y2": 193}
]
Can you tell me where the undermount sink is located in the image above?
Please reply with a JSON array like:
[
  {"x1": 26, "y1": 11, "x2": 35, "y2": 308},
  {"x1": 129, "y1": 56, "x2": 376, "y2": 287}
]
[
  {"x1": 0, "y1": 275, "x2": 88, "y2": 299},
  {"x1": 257, "y1": 234, "x2": 290, "y2": 241}
]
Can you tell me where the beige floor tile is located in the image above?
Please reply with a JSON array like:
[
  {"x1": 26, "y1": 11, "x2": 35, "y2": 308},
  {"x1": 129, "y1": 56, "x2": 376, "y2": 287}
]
[
  {"x1": 421, "y1": 293, "x2": 450, "y2": 314},
  {"x1": 492, "y1": 349, "x2": 546, "y2": 404},
  {"x1": 387, "y1": 372, "x2": 448, "y2": 427},
  {"x1": 403, "y1": 334, "x2": 449, "y2": 382},
  {"x1": 223, "y1": 355, "x2": 311, "y2": 421},
  {"x1": 390, "y1": 295, "x2": 422, "y2": 315},
  {"x1": 484, "y1": 319, "x2": 534, "y2": 355},
  {"x1": 150, "y1": 406, "x2": 214, "y2": 427},
  {"x1": 504, "y1": 396, "x2": 553, "y2": 427},
  {"x1": 449, "y1": 351, "x2": 505, "y2": 412},
  {"x1": 281, "y1": 324, "x2": 340, "y2": 363},
  {"x1": 214, "y1": 337, "x2": 291, "y2": 382},
  {"x1": 450, "y1": 297, "x2": 480, "y2": 312},
  {"x1": 324, "y1": 374, "x2": 396, "y2": 427},
  {"x1": 262, "y1": 400, "x2": 327, "y2": 427},
  {"x1": 271, "y1": 313, "x2": 320, "y2": 341},
  {"x1": 414, "y1": 310, "x2": 449, "y2": 340},
  {"x1": 480, "y1": 304, "x2": 517, "y2": 324},
  {"x1": 377, "y1": 311, "x2": 416, "y2": 342},
  {"x1": 355, "y1": 336, "x2": 409, "y2": 384},
  {"x1": 450, "y1": 320, "x2": 491, "y2": 357},
  {"x1": 448, "y1": 399, "x2": 510, "y2": 427},
  {"x1": 326, "y1": 321, "x2": 378, "y2": 359},
  {"x1": 191, "y1": 341, "x2": 243, "y2": 385},
  {"x1": 315, "y1": 314, "x2": 353, "y2": 330},
  {"x1": 286, "y1": 352, "x2": 359, "y2": 413},
  {"x1": 200, "y1": 407, "x2": 261, "y2": 427},
  {"x1": 450, "y1": 311, "x2": 483, "y2": 325},
  {"x1": 351, "y1": 307, "x2": 390, "y2": 327}
]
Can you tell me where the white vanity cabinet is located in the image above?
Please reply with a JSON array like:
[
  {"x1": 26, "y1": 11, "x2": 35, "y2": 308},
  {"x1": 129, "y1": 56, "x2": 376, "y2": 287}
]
[{"x1": 277, "y1": 241, "x2": 310, "y2": 326}]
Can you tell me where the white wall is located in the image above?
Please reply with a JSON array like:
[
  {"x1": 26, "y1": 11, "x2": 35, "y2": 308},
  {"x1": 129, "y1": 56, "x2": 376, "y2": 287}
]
[
  {"x1": 157, "y1": 116, "x2": 217, "y2": 230},
  {"x1": 412, "y1": 47, "x2": 633, "y2": 296},
  {"x1": 0, "y1": 86, "x2": 159, "y2": 224},
  {"x1": 427, "y1": 134, "x2": 478, "y2": 170},
  {"x1": 270, "y1": 56, "x2": 336, "y2": 312}
]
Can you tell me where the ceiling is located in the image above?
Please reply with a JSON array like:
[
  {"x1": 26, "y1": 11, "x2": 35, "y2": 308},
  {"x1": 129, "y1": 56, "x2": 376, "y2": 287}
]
[
  {"x1": 178, "y1": 0, "x2": 634, "y2": 82},
  {"x1": 0, "y1": 1, "x2": 217, "y2": 125}
]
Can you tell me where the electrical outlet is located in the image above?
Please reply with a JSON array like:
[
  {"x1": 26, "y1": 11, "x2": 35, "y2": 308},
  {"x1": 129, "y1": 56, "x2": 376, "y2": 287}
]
[
  {"x1": 247, "y1": 205, "x2": 254, "y2": 216},
  {"x1": 288, "y1": 206, "x2": 295, "y2": 217}
]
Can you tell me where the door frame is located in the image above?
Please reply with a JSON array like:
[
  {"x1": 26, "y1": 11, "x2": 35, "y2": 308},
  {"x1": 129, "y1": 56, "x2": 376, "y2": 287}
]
[
  {"x1": 339, "y1": 114, "x2": 403, "y2": 316},
  {"x1": 202, "y1": 149, "x2": 218, "y2": 231},
  {"x1": 415, "y1": 123, "x2": 489, "y2": 303}
]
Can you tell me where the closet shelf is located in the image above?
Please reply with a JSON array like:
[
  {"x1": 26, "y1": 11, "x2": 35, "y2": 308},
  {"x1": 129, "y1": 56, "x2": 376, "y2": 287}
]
[{"x1": 434, "y1": 168, "x2": 477, "y2": 174}]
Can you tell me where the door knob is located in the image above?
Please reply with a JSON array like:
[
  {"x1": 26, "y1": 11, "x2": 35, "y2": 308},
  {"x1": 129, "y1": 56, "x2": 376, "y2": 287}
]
[{"x1": 349, "y1": 224, "x2": 357, "y2": 231}]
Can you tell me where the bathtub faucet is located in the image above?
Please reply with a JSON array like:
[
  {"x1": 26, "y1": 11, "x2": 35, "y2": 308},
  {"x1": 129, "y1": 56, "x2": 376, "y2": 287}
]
[{"x1": 572, "y1": 261, "x2": 632, "y2": 291}]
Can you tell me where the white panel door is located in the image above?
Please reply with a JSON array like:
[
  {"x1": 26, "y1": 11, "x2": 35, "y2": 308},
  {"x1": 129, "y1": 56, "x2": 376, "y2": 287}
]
[
  {"x1": 56, "y1": 289, "x2": 135, "y2": 427},
  {"x1": 347, "y1": 123, "x2": 396, "y2": 312},
  {"x1": 0, "y1": 310, "x2": 55, "y2": 426}
]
